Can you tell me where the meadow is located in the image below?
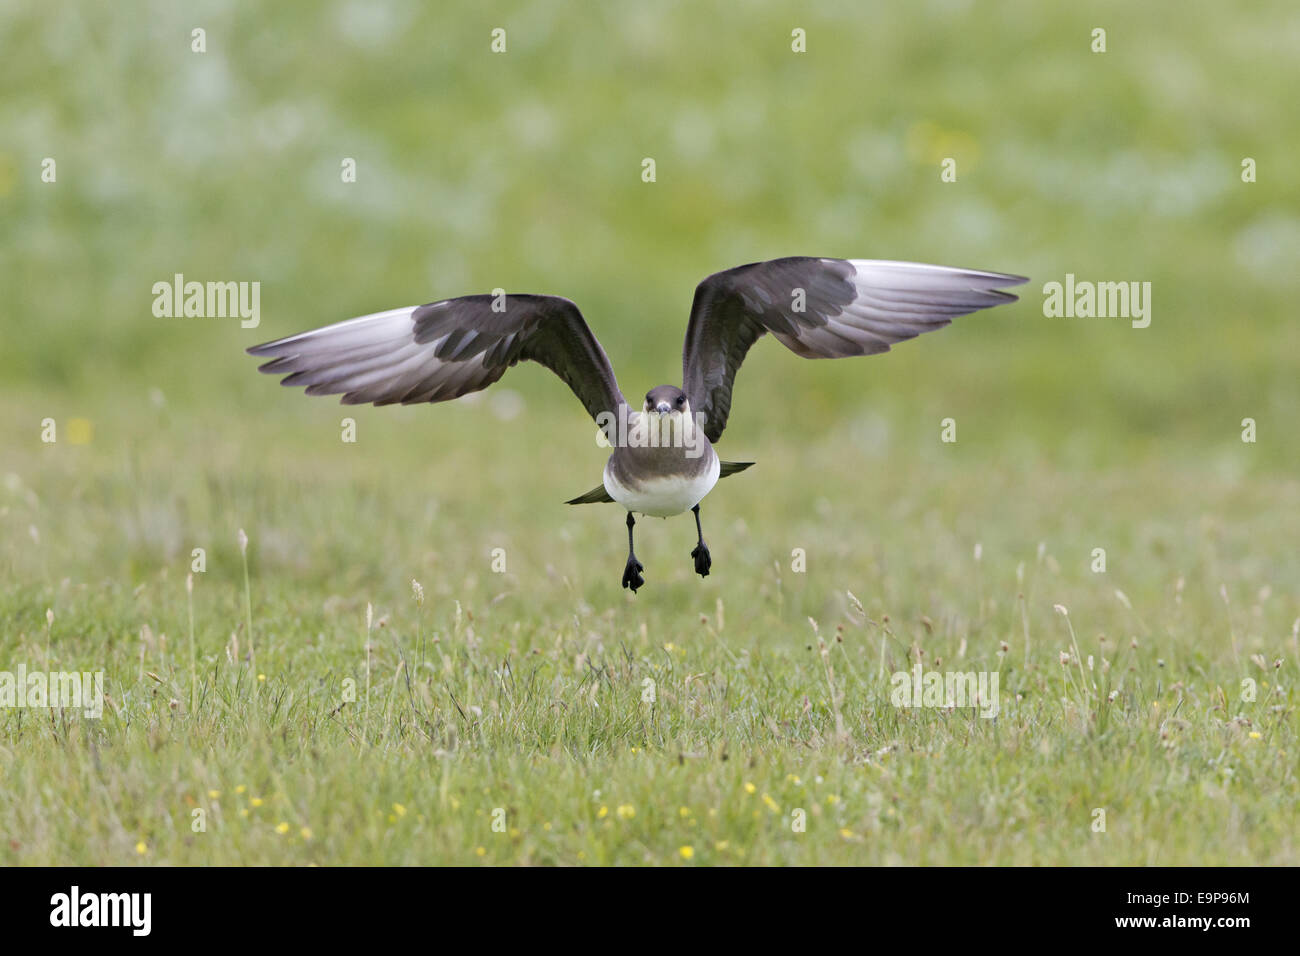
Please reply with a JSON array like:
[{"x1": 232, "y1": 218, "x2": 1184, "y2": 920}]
[{"x1": 1, "y1": 0, "x2": 1297, "y2": 864}]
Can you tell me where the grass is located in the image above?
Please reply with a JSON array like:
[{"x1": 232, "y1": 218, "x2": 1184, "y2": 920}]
[
  {"x1": 3, "y1": 398, "x2": 1297, "y2": 864},
  {"x1": 1, "y1": 0, "x2": 1298, "y2": 864}
]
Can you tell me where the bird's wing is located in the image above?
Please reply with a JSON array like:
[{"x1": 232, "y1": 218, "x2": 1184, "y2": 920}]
[
  {"x1": 248, "y1": 294, "x2": 625, "y2": 423},
  {"x1": 682, "y1": 258, "x2": 1027, "y2": 442}
]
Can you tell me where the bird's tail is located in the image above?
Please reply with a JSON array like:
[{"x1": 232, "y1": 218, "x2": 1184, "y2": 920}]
[
  {"x1": 565, "y1": 485, "x2": 615, "y2": 505},
  {"x1": 564, "y1": 461, "x2": 755, "y2": 505},
  {"x1": 718, "y1": 460, "x2": 755, "y2": 478}
]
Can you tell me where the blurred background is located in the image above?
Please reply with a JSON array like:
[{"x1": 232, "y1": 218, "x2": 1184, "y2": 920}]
[{"x1": 2, "y1": 0, "x2": 1298, "y2": 617}]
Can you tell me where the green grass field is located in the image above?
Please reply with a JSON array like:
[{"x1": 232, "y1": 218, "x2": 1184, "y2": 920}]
[{"x1": 2, "y1": 0, "x2": 1298, "y2": 865}]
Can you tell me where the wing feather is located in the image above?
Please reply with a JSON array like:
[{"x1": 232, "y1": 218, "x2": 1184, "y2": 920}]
[
  {"x1": 248, "y1": 294, "x2": 625, "y2": 423},
  {"x1": 682, "y1": 258, "x2": 1026, "y2": 441}
]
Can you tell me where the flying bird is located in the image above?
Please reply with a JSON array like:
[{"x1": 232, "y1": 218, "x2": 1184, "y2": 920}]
[{"x1": 248, "y1": 257, "x2": 1026, "y2": 592}]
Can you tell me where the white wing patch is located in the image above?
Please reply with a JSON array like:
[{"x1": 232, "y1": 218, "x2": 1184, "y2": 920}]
[
  {"x1": 771, "y1": 259, "x2": 1025, "y2": 358},
  {"x1": 250, "y1": 306, "x2": 504, "y2": 405}
]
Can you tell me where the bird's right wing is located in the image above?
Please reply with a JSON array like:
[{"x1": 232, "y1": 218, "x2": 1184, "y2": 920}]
[
  {"x1": 682, "y1": 258, "x2": 1027, "y2": 442},
  {"x1": 248, "y1": 294, "x2": 625, "y2": 423}
]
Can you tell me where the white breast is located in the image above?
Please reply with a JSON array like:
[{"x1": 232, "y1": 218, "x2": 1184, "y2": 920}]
[{"x1": 603, "y1": 454, "x2": 720, "y2": 518}]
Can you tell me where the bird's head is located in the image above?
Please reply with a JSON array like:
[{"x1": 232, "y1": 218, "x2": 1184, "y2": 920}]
[{"x1": 644, "y1": 385, "x2": 690, "y2": 418}]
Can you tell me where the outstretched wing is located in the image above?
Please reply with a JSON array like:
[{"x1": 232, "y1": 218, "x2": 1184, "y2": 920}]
[
  {"x1": 682, "y1": 258, "x2": 1027, "y2": 442},
  {"x1": 248, "y1": 294, "x2": 625, "y2": 423}
]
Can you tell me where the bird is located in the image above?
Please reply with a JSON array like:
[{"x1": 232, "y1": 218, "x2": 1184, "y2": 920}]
[{"x1": 248, "y1": 256, "x2": 1026, "y2": 592}]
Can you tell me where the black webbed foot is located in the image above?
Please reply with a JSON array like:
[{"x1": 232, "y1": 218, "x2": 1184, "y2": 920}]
[
  {"x1": 622, "y1": 555, "x2": 645, "y2": 592},
  {"x1": 691, "y1": 542, "x2": 711, "y2": 577},
  {"x1": 622, "y1": 511, "x2": 645, "y2": 592},
  {"x1": 690, "y1": 503, "x2": 711, "y2": 577}
]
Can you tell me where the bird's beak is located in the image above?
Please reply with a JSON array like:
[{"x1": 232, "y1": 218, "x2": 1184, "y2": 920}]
[{"x1": 656, "y1": 402, "x2": 671, "y2": 414}]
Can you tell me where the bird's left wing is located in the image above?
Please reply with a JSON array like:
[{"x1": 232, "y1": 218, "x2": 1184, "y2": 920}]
[
  {"x1": 682, "y1": 257, "x2": 1027, "y2": 442},
  {"x1": 248, "y1": 294, "x2": 625, "y2": 424}
]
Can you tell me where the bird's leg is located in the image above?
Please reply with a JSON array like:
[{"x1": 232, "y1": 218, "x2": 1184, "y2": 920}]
[
  {"x1": 690, "y1": 504, "x2": 712, "y2": 577},
  {"x1": 622, "y1": 511, "x2": 645, "y2": 592}
]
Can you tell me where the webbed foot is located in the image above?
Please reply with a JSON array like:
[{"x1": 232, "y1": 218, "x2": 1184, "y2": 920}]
[
  {"x1": 622, "y1": 555, "x2": 645, "y2": 592},
  {"x1": 691, "y1": 542, "x2": 711, "y2": 577}
]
